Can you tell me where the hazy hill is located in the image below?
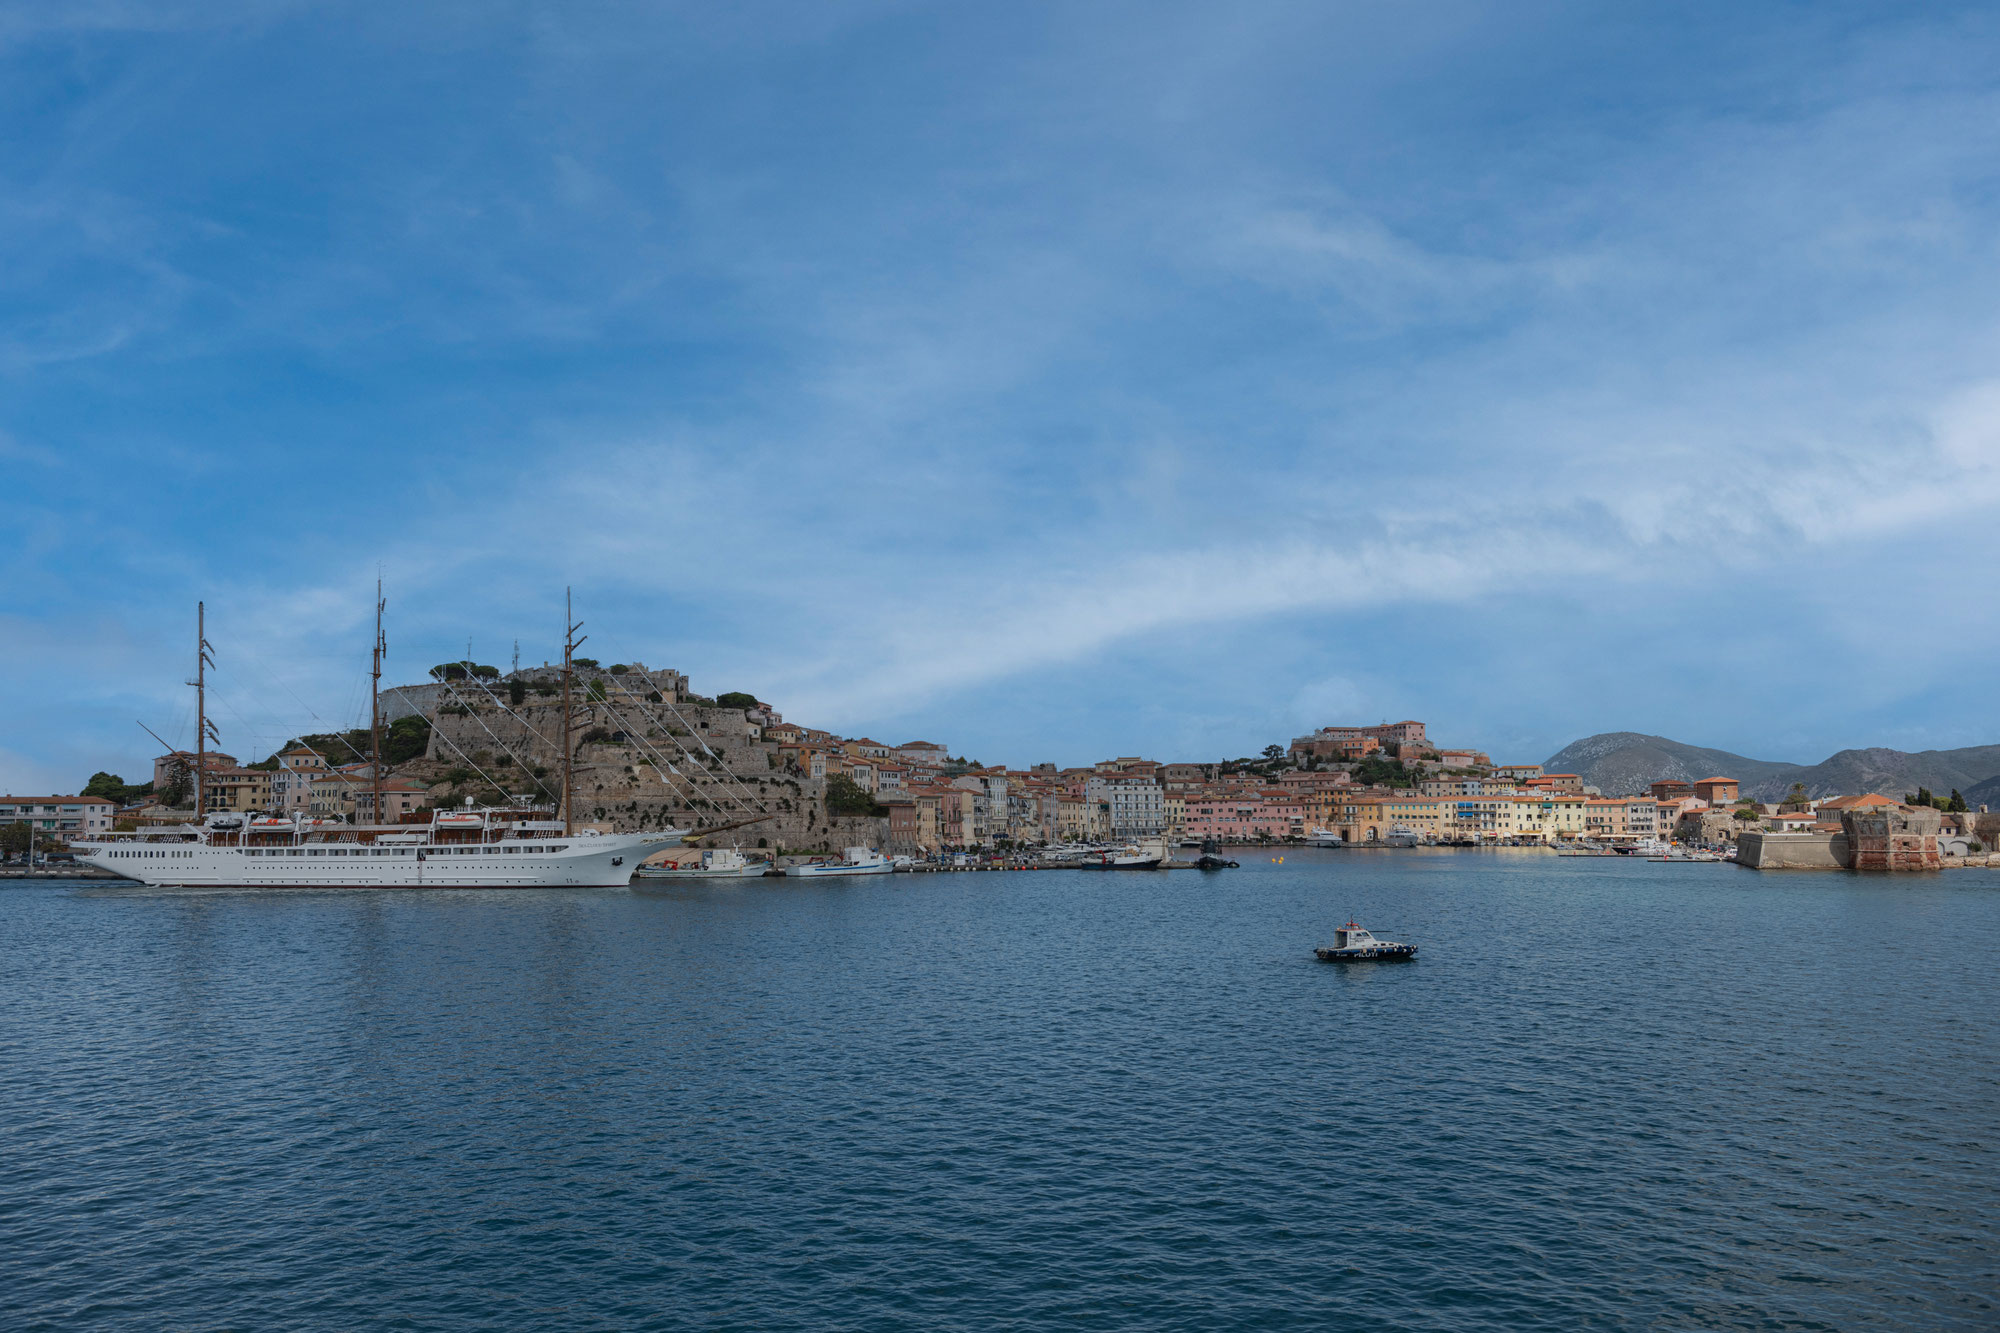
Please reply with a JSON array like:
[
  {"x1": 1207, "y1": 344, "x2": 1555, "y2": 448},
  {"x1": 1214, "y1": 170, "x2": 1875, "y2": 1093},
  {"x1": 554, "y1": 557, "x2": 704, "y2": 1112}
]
[{"x1": 1541, "y1": 732, "x2": 2000, "y2": 803}]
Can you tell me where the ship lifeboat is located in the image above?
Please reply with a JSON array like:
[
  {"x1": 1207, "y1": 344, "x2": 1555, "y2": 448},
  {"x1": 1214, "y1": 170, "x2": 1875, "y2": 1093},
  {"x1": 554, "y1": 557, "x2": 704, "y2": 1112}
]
[{"x1": 435, "y1": 814, "x2": 484, "y2": 827}]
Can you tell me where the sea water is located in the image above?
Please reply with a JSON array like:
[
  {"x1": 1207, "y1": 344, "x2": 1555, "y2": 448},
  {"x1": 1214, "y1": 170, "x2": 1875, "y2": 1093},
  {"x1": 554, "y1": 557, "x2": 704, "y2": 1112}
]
[{"x1": 3, "y1": 851, "x2": 1996, "y2": 1330}]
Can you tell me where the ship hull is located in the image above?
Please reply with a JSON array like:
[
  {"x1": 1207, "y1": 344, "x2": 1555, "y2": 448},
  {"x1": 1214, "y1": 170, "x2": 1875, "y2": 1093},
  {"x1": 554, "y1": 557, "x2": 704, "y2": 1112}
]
[{"x1": 74, "y1": 831, "x2": 682, "y2": 889}]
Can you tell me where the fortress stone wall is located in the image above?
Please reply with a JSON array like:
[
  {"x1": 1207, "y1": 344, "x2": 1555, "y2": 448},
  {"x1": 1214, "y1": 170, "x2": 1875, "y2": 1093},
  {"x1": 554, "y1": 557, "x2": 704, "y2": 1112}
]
[{"x1": 417, "y1": 685, "x2": 884, "y2": 854}]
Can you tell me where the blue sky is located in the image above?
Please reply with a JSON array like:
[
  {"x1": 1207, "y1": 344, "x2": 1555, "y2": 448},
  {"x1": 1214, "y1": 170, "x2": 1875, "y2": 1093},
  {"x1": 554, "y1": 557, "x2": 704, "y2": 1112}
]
[{"x1": 4, "y1": 1, "x2": 1999, "y2": 791}]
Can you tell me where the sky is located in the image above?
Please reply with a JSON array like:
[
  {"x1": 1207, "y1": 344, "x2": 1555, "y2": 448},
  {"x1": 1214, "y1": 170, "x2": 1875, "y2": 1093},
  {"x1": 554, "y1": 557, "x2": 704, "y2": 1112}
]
[{"x1": 4, "y1": 0, "x2": 1999, "y2": 791}]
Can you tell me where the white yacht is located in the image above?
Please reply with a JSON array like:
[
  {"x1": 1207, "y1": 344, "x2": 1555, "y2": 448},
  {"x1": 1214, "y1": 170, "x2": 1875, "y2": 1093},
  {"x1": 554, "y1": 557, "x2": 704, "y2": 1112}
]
[
  {"x1": 1080, "y1": 840, "x2": 1165, "y2": 870},
  {"x1": 1382, "y1": 826, "x2": 1421, "y2": 848},
  {"x1": 1315, "y1": 921, "x2": 1418, "y2": 962},
  {"x1": 787, "y1": 846, "x2": 891, "y2": 877},
  {"x1": 634, "y1": 846, "x2": 766, "y2": 879},
  {"x1": 74, "y1": 807, "x2": 685, "y2": 889},
  {"x1": 1307, "y1": 827, "x2": 1344, "y2": 847}
]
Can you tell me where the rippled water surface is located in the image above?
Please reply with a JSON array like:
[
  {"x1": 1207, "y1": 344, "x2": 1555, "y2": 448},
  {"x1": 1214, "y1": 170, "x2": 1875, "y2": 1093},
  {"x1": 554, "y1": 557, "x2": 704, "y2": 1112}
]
[{"x1": 4, "y1": 852, "x2": 1997, "y2": 1330}]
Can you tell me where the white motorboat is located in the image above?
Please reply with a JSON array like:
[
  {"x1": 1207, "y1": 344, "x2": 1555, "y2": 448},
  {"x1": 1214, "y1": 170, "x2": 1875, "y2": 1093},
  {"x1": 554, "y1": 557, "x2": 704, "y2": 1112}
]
[
  {"x1": 787, "y1": 846, "x2": 891, "y2": 877},
  {"x1": 1080, "y1": 839, "x2": 1166, "y2": 870},
  {"x1": 1382, "y1": 825, "x2": 1421, "y2": 848},
  {"x1": 634, "y1": 846, "x2": 765, "y2": 879},
  {"x1": 1314, "y1": 921, "x2": 1417, "y2": 962},
  {"x1": 1307, "y1": 828, "x2": 1344, "y2": 847}
]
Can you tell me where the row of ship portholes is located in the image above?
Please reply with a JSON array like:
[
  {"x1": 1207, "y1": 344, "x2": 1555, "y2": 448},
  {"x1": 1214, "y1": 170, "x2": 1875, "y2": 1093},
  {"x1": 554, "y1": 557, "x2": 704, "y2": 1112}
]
[
  {"x1": 237, "y1": 845, "x2": 572, "y2": 857},
  {"x1": 108, "y1": 845, "x2": 570, "y2": 858}
]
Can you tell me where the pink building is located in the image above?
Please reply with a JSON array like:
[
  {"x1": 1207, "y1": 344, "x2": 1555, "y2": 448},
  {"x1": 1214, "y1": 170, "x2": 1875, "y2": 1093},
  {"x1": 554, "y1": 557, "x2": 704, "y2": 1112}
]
[{"x1": 1183, "y1": 792, "x2": 1304, "y2": 842}]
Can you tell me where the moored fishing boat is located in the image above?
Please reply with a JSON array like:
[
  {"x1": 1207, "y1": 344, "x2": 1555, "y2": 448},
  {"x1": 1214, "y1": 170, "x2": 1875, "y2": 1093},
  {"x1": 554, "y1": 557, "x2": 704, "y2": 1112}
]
[{"x1": 787, "y1": 846, "x2": 891, "y2": 877}]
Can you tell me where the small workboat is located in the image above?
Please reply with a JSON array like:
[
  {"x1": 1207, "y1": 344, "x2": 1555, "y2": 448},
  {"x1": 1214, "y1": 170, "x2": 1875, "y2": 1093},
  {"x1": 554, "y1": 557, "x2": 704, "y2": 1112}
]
[
  {"x1": 634, "y1": 847, "x2": 765, "y2": 879},
  {"x1": 1315, "y1": 921, "x2": 1417, "y2": 962}
]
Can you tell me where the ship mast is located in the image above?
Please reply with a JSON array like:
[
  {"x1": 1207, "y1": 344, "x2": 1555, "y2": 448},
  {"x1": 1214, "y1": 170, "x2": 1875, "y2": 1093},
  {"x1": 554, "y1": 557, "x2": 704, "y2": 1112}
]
[
  {"x1": 191, "y1": 601, "x2": 216, "y2": 817},
  {"x1": 371, "y1": 579, "x2": 386, "y2": 827},
  {"x1": 561, "y1": 587, "x2": 586, "y2": 836}
]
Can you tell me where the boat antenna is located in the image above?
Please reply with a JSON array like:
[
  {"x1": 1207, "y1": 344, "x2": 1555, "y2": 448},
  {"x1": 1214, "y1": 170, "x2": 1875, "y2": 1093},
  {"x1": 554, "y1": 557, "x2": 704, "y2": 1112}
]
[
  {"x1": 371, "y1": 579, "x2": 386, "y2": 827},
  {"x1": 561, "y1": 587, "x2": 585, "y2": 836}
]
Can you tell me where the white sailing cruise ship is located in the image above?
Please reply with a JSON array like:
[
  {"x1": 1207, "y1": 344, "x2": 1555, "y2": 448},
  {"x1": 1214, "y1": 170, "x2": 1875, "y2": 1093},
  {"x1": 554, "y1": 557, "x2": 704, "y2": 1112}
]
[
  {"x1": 83, "y1": 590, "x2": 710, "y2": 890},
  {"x1": 74, "y1": 808, "x2": 686, "y2": 889}
]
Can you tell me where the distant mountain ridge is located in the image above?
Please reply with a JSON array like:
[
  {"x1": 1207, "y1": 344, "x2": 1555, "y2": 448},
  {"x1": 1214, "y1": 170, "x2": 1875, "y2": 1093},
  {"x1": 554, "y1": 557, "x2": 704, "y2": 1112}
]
[{"x1": 1541, "y1": 732, "x2": 2000, "y2": 804}]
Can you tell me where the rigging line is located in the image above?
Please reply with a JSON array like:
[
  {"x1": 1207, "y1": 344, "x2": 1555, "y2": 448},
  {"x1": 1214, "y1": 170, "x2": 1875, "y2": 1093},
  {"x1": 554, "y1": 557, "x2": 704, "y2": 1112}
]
[
  {"x1": 448, "y1": 669, "x2": 708, "y2": 816},
  {"x1": 428, "y1": 674, "x2": 563, "y2": 806},
  {"x1": 542, "y1": 671, "x2": 715, "y2": 815},
  {"x1": 457, "y1": 674, "x2": 562, "y2": 752},
  {"x1": 390, "y1": 687, "x2": 531, "y2": 809},
  {"x1": 585, "y1": 694, "x2": 727, "y2": 817},
  {"x1": 640, "y1": 680, "x2": 763, "y2": 799},
  {"x1": 206, "y1": 630, "x2": 377, "y2": 763},
  {"x1": 596, "y1": 684, "x2": 751, "y2": 817},
  {"x1": 601, "y1": 675, "x2": 763, "y2": 812}
]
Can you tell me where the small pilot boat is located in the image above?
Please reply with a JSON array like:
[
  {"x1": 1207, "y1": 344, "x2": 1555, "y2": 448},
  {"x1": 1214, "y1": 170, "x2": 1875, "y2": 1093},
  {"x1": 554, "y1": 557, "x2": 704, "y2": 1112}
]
[{"x1": 1315, "y1": 921, "x2": 1417, "y2": 962}]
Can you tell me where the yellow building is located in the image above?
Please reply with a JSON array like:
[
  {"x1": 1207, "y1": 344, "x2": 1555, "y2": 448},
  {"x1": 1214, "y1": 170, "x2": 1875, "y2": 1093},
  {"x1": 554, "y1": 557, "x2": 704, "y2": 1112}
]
[
  {"x1": 1335, "y1": 793, "x2": 1447, "y2": 843},
  {"x1": 204, "y1": 766, "x2": 274, "y2": 813}
]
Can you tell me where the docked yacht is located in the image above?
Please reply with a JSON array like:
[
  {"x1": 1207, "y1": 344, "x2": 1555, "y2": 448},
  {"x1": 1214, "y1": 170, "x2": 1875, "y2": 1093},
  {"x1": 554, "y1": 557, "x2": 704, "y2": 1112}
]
[
  {"x1": 1314, "y1": 921, "x2": 1418, "y2": 962},
  {"x1": 1307, "y1": 827, "x2": 1344, "y2": 847},
  {"x1": 787, "y1": 846, "x2": 891, "y2": 877},
  {"x1": 634, "y1": 846, "x2": 765, "y2": 879},
  {"x1": 1079, "y1": 839, "x2": 1166, "y2": 870},
  {"x1": 1382, "y1": 826, "x2": 1421, "y2": 848}
]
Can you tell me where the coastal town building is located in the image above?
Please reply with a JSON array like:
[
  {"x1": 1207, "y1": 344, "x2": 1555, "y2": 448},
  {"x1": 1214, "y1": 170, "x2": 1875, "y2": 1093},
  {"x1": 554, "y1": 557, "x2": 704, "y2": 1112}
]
[
  {"x1": 204, "y1": 766, "x2": 274, "y2": 813},
  {"x1": 153, "y1": 750, "x2": 239, "y2": 789},
  {"x1": 273, "y1": 747, "x2": 332, "y2": 812},
  {"x1": 1289, "y1": 721, "x2": 1430, "y2": 762},
  {"x1": 894, "y1": 741, "x2": 948, "y2": 768},
  {"x1": 1693, "y1": 777, "x2": 1741, "y2": 806},
  {"x1": 1, "y1": 796, "x2": 117, "y2": 840}
]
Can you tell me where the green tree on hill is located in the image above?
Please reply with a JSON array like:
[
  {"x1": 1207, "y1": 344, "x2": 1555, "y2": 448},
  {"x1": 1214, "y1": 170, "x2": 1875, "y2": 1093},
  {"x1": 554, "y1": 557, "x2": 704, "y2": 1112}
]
[
  {"x1": 716, "y1": 692, "x2": 760, "y2": 709},
  {"x1": 383, "y1": 716, "x2": 432, "y2": 765},
  {"x1": 82, "y1": 772, "x2": 154, "y2": 804},
  {"x1": 1350, "y1": 755, "x2": 1417, "y2": 789},
  {"x1": 825, "y1": 774, "x2": 885, "y2": 816}
]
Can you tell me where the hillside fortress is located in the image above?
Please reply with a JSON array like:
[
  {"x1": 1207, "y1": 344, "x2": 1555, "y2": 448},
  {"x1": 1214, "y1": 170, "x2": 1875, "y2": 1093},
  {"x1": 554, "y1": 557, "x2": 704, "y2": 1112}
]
[{"x1": 396, "y1": 663, "x2": 884, "y2": 854}]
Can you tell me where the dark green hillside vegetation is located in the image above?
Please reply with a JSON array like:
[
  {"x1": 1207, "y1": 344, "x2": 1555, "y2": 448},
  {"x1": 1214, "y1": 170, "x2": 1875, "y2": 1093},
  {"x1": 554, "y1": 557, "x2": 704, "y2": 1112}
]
[
  {"x1": 81, "y1": 772, "x2": 153, "y2": 804},
  {"x1": 825, "y1": 775, "x2": 886, "y2": 817}
]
